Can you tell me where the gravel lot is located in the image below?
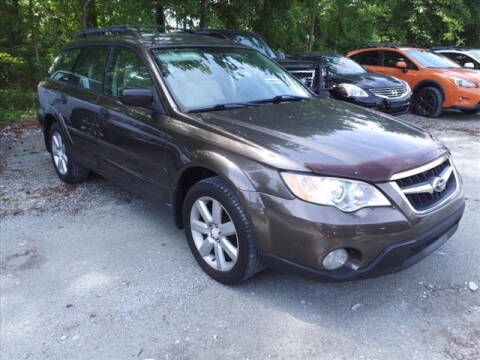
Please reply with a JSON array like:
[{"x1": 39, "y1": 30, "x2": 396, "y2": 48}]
[{"x1": 1, "y1": 110, "x2": 479, "y2": 360}]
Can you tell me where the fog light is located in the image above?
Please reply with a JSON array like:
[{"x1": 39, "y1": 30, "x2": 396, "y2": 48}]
[{"x1": 322, "y1": 248, "x2": 349, "y2": 270}]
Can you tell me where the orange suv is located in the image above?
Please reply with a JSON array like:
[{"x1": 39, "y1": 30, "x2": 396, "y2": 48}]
[{"x1": 347, "y1": 44, "x2": 480, "y2": 117}]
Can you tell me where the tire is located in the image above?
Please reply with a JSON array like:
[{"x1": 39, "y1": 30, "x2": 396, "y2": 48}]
[
  {"x1": 183, "y1": 176, "x2": 262, "y2": 284},
  {"x1": 461, "y1": 109, "x2": 479, "y2": 114},
  {"x1": 413, "y1": 87, "x2": 443, "y2": 118},
  {"x1": 49, "y1": 122, "x2": 90, "y2": 183}
]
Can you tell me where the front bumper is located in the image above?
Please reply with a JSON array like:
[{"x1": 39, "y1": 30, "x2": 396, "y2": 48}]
[
  {"x1": 260, "y1": 203, "x2": 464, "y2": 281},
  {"x1": 343, "y1": 94, "x2": 411, "y2": 114},
  {"x1": 446, "y1": 101, "x2": 480, "y2": 112}
]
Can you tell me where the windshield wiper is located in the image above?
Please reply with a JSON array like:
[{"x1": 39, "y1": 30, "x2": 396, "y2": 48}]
[
  {"x1": 252, "y1": 95, "x2": 312, "y2": 104},
  {"x1": 187, "y1": 102, "x2": 260, "y2": 113}
]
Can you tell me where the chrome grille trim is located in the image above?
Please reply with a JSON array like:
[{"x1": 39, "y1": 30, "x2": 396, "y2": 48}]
[
  {"x1": 389, "y1": 156, "x2": 460, "y2": 214},
  {"x1": 370, "y1": 86, "x2": 409, "y2": 99},
  {"x1": 290, "y1": 70, "x2": 315, "y2": 87}
]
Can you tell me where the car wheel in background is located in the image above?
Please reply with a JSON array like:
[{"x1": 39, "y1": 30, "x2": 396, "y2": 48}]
[
  {"x1": 413, "y1": 87, "x2": 443, "y2": 118},
  {"x1": 49, "y1": 122, "x2": 90, "y2": 183},
  {"x1": 183, "y1": 176, "x2": 262, "y2": 284}
]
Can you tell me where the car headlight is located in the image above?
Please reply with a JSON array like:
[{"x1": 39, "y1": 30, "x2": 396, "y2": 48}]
[
  {"x1": 451, "y1": 77, "x2": 477, "y2": 88},
  {"x1": 281, "y1": 172, "x2": 391, "y2": 212},
  {"x1": 338, "y1": 83, "x2": 369, "y2": 98}
]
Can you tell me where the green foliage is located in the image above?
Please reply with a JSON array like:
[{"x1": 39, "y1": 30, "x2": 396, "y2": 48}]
[{"x1": 1, "y1": 0, "x2": 479, "y2": 124}]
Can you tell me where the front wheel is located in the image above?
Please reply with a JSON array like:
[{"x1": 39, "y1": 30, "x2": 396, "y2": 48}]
[
  {"x1": 413, "y1": 87, "x2": 443, "y2": 118},
  {"x1": 183, "y1": 177, "x2": 262, "y2": 284}
]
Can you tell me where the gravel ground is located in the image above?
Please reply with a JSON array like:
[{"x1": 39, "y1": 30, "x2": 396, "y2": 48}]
[{"x1": 1, "y1": 110, "x2": 479, "y2": 360}]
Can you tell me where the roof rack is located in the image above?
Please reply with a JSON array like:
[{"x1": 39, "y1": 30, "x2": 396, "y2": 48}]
[
  {"x1": 74, "y1": 25, "x2": 185, "y2": 39},
  {"x1": 357, "y1": 42, "x2": 426, "y2": 50},
  {"x1": 431, "y1": 45, "x2": 475, "y2": 51},
  {"x1": 358, "y1": 42, "x2": 398, "y2": 49}
]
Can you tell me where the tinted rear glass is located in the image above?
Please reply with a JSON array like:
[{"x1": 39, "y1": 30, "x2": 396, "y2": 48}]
[
  {"x1": 48, "y1": 49, "x2": 81, "y2": 82},
  {"x1": 70, "y1": 47, "x2": 109, "y2": 94}
]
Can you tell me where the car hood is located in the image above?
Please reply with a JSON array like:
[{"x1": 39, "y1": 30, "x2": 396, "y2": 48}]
[
  {"x1": 194, "y1": 99, "x2": 448, "y2": 182},
  {"x1": 330, "y1": 72, "x2": 405, "y2": 89},
  {"x1": 434, "y1": 68, "x2": 480, "y2": 82}
]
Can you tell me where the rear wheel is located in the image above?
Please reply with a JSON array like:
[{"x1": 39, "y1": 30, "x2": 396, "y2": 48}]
[
  {"x1": 49, "y1": 123, "x2": 90, "y2": 183},
  {"x1": 183, "y1": 176, "x2": 261, "y2": 284},
  {"x1": 413, "y1": 87, "x2": 443, "y2": 118}
]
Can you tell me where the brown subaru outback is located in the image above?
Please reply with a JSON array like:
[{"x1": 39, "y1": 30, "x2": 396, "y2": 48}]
[{"x1": 37, "y1": 26, "x2": 465, "y2": 284}]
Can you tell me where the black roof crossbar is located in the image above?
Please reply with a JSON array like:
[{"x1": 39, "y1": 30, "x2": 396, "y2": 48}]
[{"x1": 74, "y1": 25, "x2": 186, "y2": 39}]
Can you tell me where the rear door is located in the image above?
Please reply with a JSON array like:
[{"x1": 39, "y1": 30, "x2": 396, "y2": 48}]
[
  {"x1": 350, "y1": 50, "x2": 384, "y2": 74},
  {"x1": 95, "y1": 46, "x2": 170, "y2": 200},
  {"x1": 62, "y1": 46, "x2": 109, "y2": 169}
]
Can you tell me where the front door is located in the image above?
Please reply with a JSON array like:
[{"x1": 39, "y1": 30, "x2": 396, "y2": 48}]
[
  {"x1": 96, "y1": 46, "x2": 170, "y2": 201},
  {"x1": 381, "y1": 50, "x2": 421, "y2": 89}
]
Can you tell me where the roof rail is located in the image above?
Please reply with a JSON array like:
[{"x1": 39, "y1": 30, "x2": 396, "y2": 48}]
[
  {"x1": 358, "y1": 42, "x2": 398, "y2": 49},
  {"x1": 74, "y1": 24, "x2": 186, "y2": 39},
  {"x1": 431, "y1": 45, "x2": 475, "y2": 51}
]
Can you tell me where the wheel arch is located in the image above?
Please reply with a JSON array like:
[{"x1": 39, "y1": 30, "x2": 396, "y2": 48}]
[
  {"x1": 172, "y1": 151, "x2": 257, "y2": 229},
  {"x1": 412, "y1": 80, "x2": 446, "y2": 102}
]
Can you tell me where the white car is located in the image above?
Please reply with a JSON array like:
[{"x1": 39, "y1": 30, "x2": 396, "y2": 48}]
[{"x1": 432, "y1": 46, "x2": 480, "y2": 70}]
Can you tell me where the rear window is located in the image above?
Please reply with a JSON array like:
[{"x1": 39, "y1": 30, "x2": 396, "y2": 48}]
[
  {"x1": 70, "y1": 47, "x2": 109, "y2": 94},
  {"x1": 48, "y1": 49, "x2": 81, "y2": 82},
  {"x1": 351, "y1": 50, "x2": 382, "y2": 66}
]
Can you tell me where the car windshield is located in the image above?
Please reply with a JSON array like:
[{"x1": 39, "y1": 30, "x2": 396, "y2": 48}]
[
  {"x1": 227, "y1": 33, "x2": 277, "y2": 58},
  {"x1": 320, "y1": 55, "x2": 367, "y2": 75},
  {"x1": 153, "y1": 47, "x2": 311, "y2": 111},
  {"x1": 405, "y1": 50, "x2": 461, "y2": 68},
  {"x1": 468, "y1": 50, "x2": 480, "y2": 62}
]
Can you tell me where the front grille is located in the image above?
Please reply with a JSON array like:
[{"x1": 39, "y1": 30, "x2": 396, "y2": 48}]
[
  {"x1": 370, "y1": 86, "x2": 408, "y2": 99},
  {"x1": 290, "y1": 70, "x2": 315, "y2": 87},
  {"x1": 395, "y1": 159, "x2": 457, "y2": 212}
]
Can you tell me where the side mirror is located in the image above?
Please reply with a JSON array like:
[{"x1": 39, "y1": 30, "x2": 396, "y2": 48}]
[
  {"x1": 464, "y1": 62, "x2": 475, "y2": 69},
  {"x1": 395, "y1": 61, "x2": 408, "y2": 73},
  {"x1": 120, "y1": 88, "x2": 153, "y2": 108},
  {"x1": 275, "y1": 51, "x2": 286, "y2": 60}
]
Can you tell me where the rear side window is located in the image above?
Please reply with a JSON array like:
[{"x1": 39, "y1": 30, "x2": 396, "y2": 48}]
[
  {"x1": 48, "y1": 49, "x2": 81, "y2": 82},
  {"x1": 383, "y1": 50, "x2": 417, "y2": 70},
  {"x1": 104, "y1": 47, "x2": 153, "y2": 98},
  {"x1": 351, "y1": 51, "x2": 382, "y2": 66},
  {"x1": 70, "y1": 47, "x2": 109, "y2": 94}
]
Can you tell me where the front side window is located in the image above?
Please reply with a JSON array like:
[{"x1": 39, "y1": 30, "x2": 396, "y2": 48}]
[
  {"x1": 404, "y1": 50, "x2": 460, "y2": 69},
  {"x1": 383, "y1": 51, "x2": 417, "y2": 70},
  {"x1": 48, "y1": 48, "x2": 81, "y2": 82},
  {"x1": 70, "y1": 47, "x2": 109, "y2": 93},
  {"x1": 104, "y1": 47, "x2": 153, "y2": 98},
  {"x1": 153, "y1": 47, "x2": 310, "y2": 111},
  {"x1": 352, "y1": 51, "x2": 382, "y2": 66},
  {"x1": 443, "y1": 52, "x2": 478, "y2": 68}
]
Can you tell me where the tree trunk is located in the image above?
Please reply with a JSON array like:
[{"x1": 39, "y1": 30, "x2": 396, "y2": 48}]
[
  {"x1": 308, "y1": 12, "x2": 316, "y2": 51},
  {"x1": 200, "y1": 0, "x2": 208, "y2": 29},
  {"x1": 80, "y1": 0, "x2": 92, "y2": 30},
  {"x1": 156, "y1": 5, "x2": 165, "y2": 27},
  {"x1": 28, "y1": 0, "x2": 40, "y2": 66}
]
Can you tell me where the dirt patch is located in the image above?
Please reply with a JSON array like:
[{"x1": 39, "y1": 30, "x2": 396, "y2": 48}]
[
  {"x1": 0, "y1": 116, "x2": 38, "y2": 137},
  {"x1": 450, "y1": 127, "x2": 480, "y2": 137},
  {"x1": 0, "y1": 248, "x2": 44, "y2": 274}
]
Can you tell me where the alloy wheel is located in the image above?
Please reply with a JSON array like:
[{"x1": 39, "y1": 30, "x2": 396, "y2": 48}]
[
  {"x1": 51, "y1": 131, "x2": 68, "y2": 175},
  {"x1": 190, "y1": 196, "x2": 239, "y2": 272},
  {"x1": 417, "y1": 91, "x2": 437, "y2": 116}
]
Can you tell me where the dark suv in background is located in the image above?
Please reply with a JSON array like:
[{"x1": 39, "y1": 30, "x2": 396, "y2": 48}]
[
  {"x1": 289, "y1": 53, "x2": 411, "y2": 113},
  {"x1": 190, "y1": 29, "x2": 319, "y2": 89},
  {"x1": 38, "y1": 26, "x2": 464, "y2": 284}
]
